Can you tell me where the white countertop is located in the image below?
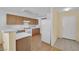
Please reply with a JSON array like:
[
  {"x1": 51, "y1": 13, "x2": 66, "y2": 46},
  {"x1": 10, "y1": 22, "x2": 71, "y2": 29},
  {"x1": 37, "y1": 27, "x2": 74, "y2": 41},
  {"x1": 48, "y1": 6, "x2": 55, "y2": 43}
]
[
  {"x1": 16, "y1": 32, "x2": 32, "y2": 40},
  {"x1": 0, "y1": 25, "x2": 40, "y2": 41},
  {"x1": 30, "y1": 25, "x2": 40, "y2": 29},
  {"x1": 0, "y1": 25, "x2": 40, "y2": 33}
]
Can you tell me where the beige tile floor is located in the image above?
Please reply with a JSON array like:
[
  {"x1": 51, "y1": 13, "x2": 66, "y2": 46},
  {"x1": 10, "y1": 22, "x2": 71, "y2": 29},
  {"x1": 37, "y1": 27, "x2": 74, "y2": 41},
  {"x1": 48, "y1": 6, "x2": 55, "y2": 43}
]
[{"x1": 54, "y1": 38, "x2": 79, "y2": 51}]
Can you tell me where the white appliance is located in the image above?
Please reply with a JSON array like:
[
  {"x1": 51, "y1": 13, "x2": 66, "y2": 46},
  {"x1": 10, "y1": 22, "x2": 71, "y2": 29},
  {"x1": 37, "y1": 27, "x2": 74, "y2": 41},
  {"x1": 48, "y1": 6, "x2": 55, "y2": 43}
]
[
  {"x1": 40, "y1": 19, "x2": 51, "y2": 44},
  {"x1": 62, "y1": 16, "x2": 76, "y2": 40}
]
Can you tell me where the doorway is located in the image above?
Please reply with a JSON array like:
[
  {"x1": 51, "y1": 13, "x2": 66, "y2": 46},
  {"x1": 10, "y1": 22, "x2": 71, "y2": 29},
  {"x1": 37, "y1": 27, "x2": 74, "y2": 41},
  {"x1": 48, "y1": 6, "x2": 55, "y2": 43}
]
[
  {"x1": 61, "y1": 16, "x2": 76, "y2": 40},
  {"x1": 54, "y1": 15, "x2": 79, "y2": 51}
]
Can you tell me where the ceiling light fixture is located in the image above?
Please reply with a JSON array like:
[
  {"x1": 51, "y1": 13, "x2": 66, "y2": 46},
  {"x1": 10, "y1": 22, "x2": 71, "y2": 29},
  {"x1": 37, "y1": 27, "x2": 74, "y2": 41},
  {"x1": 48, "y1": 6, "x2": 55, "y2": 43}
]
[{"x1": 63, "y1": 8, "x2": 72, "y2": 11}]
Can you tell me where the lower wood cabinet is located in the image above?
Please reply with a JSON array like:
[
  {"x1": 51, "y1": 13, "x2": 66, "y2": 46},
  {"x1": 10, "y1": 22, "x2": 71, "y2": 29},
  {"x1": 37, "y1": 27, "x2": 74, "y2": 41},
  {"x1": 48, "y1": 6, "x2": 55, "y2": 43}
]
[
  {"x1": 32, "y1": 28, "x2": 40, "y2": 36},
  {"x1": 16, "y1": 36, "x2": 32, "y2": 51}
]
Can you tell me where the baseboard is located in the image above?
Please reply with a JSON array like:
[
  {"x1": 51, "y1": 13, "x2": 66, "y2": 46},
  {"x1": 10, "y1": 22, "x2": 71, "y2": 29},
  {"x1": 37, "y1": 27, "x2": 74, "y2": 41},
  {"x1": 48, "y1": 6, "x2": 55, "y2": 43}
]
[
  {"x1": 63, "y1": 37, "x2": 73, "y2": 40},
  {"x1": 42, "y1": 41, "x2": 51, "y2": 46},
  {"x1": 58, "y1": 37, "x2": 76, "y2": 41}
]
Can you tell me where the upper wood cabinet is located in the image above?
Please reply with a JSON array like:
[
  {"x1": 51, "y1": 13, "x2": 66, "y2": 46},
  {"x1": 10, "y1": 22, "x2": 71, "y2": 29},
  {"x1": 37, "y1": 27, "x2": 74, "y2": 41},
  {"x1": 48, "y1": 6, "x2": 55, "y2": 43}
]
[
  {"x1": 7, "y1": 14, "x2": 17, "y2": 25},
  {"x1": 16, "y1": 16, "x2": 23, "y2": 24},
  {"x1": 28, "y1": 18, "x2": 38, "y2": 25},
  {"x1": 7, "y1": 14, "x2": 38, "y2": 25},
  {"x1": 22, "y1": 17, "x2": 38, "y2": 25}
]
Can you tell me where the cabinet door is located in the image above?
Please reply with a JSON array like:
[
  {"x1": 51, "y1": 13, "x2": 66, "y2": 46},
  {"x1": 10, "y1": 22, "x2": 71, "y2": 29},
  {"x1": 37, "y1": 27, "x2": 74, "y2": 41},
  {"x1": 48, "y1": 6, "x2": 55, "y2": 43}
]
[
  {"x1": 16, "y1": 16, "x2": 23, "y2": 24},
  {"x1": 7, "y1": 14, "x2": 38, "y2": 25},
  {"x1": 35, "y1": 19, "x2": 38, "y2": 25},
  {"x1": 16, "y1": 37, "x2": 31, "y2": 51},
  {"x1": 32, "y1": 28, "x2": 40, "y2": 36},
  {"x1": 7, "y1": 14, "x2": 16, "y2": 25},
  {"x1": 29, "y1": 19, "x2": 38, "y2": 25}
]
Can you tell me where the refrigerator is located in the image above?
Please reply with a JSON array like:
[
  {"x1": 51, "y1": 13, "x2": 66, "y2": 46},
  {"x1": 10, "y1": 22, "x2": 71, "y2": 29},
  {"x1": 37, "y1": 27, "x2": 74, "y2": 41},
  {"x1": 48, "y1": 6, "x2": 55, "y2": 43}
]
[{"x1": 40, "y1": 19, "x2": 51, "y2": 44}]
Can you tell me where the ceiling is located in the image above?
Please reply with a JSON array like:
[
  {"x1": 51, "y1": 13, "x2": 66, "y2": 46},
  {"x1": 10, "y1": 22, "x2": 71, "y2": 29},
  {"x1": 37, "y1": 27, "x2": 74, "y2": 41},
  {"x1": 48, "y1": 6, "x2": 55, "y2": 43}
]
[
  {"x1": 54, "y1": 7, "x2": 79, "y2": 12},
  {"x1": 0, "y1": 7, "x2": 51, "y2": 18},
  {"x1": 1, "y1": 7, "x2": 79, "y2": 18}
]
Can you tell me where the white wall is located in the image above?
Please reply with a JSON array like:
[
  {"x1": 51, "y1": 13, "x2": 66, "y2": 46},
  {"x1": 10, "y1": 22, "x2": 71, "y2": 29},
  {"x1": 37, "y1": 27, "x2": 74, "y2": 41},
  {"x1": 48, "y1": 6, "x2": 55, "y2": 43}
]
[
  {"x1": 0, "y1": 11, "x2": 6, "y2": 25},
  {"x1": 50, "y1": 8, "x2": 56, "y2": 46}
]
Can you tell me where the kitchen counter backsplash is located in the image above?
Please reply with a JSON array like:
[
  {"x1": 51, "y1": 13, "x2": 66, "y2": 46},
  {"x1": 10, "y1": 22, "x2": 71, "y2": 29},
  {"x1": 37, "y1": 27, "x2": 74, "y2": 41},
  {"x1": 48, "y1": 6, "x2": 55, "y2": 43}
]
[{"x1": 0, "y1": 25, "x2": 30, "y2": 32}]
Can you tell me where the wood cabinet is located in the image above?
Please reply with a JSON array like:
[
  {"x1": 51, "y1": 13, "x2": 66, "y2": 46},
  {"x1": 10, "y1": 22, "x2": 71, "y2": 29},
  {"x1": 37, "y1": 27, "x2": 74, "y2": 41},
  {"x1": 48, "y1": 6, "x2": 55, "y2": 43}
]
[
  {"x1": 7, "y1": 14, "x2": 38, "y2": 25},
  {"x1": 7, "y1": 14, "x2": 17, "y2": 25},
  {"x1": 32, "y1": 28, "x2": 40, "y2": 36},
  {"x1": 23, "y1": 17, "x2": 38, "y2": 25},
  {"x1": 16, "y1": 16, "x2": 23, "y2": 24},
  {"x1": 16, "y1": 36, "x2": 32, "y2": 51},
  {"x1": 30, "y1": 19, "x2": 38, "y2": 25}
]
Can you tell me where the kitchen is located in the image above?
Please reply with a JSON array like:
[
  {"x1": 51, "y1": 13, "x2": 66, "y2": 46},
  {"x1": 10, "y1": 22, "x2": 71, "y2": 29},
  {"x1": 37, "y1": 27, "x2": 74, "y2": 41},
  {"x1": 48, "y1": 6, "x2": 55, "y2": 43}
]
[
  {"x1": 0, "y1": 7, "x2": 54, "y2": 51},
  {"x1": 0, "y1": 14, "x2": 41, "y2": 51}
]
